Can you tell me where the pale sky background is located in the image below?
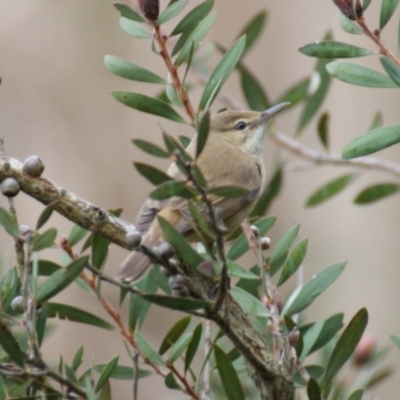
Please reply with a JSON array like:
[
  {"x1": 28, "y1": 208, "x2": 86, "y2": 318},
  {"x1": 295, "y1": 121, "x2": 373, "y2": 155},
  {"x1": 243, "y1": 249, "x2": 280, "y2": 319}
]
[{"x1": 1, "y1": 0, "x2": 400, "y2": 398}]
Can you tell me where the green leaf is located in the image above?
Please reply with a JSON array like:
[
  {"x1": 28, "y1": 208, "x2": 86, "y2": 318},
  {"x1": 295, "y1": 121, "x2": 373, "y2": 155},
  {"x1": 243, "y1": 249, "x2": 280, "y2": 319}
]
[
  {"x1": 278, "y1": 238, "x2": 308, "y2": 286},
  {"x1": 37, "y1": 260, "x2": 61, "y2": 276},
  {"x1": 158, "y1": 0, "x2": 187, "y2": 24},
  {"x1": 342, "y1": 124, "x2": 400, "y2": 159},
  {"x1": 36, "y1": 206, "x2": 53, "y2": 230},
  {"x1": 380, "y1": 0, "x2": 400, "y2": 29},
  {"x1": 214, "y1": 345, "x2": 245, "y2": 400},
  {"x1": 134, "y1": 162, "x2": 172, "y2": 186},
  {"x1": 112, "y1": 92, "x2": 186, "y2": 123},
  {"x1": 140, "y1": 293, "x2": 212, "y2": 311},
  {"x1": 0, "y1": 207, "x2": 19, "y2": 238},
  {"x1": 363, "y1": 0, "x2": 372, "y2": 10},
  {"x1": 323, "y1": 308, "x2": 368, "y2": 388},
  {"x1": 354, "y1": 183, "x2": 400, "y2": 204},
  {"x1": 104, "y1": 56, "x2": 166, "y2": 84},
  {"x1": 340, "y1": 14, "x2": 363, "y2": 34},
  {"x1": 326, "y1": 61, "x2": 398, "y2": 88},
  {"x1": 95, "y1": 356, "x2": 119, "y2": 392},
  {"x1": 391, "y1": 335, "x2": 400, "y2": 350},
  {"x1": 231, "y1": 286, "x2": 269, "y2": 317},
  {"x1": 0, "y1": 321, "x2": 25, "y2": 367},
  {"x1": 306, "y1": 174, "x2": 357, "y2": 207},
  {"x1": 285, "y1": 262, "x2": 346, "y2": 316},
  {"x1": 277, "y1": 77, "x2": 310, "y2": 107},
  {"x1": 119, "y1": 17, "x2": 151, "y2": 38},
  {"x1": 165, "y1": 372, "x2": 182, "y2": 390},
  {"x1": 68, "y1": 225, "x2": 89, "y2": 247},
  {"x1": 71, "y1": 345, "x2": 84, "y2": 372},
  {"x1": 159, "y1": 316, "x2": 191, "y2": 355},
  {"x1": 301, "y1": 320, "x2": 325, "y2": 360},
  {"x1": 171, "y1": 0, "x2": 213, "y2": 36},
  {"x1": 99, "y1": 381, "x2": 112, "y2": 400},
  {"x1": 129, "y1": 268, "x2": 159, "y2": 330},
  {"x1": 227, "y1": 216, "x2": 276, "y2": 260},
  {"x1": 93, "y1": 364, "x2": 151, "y2": 380},
  {"x1": 0, "y1": 268, "x2": 19, "y2": 310},
  {"x1": 113, "y1": 3, "x2": 144, "y2": 22},
  {"x1": 0, "y1": 376, "x2": 5, "y2": 400},
  {"x1": 91, "y1": 233, "x2": 109, "y2": 270},
  {"x1": 380, "y1": 57, "x2": 400, "y2": 86},
  {"x1": 269, "y1": 225, "x2": 300, "y2": 276},
  {"x1": 347, "y1": 389, "x2": 364, "y2": 400},
  {"x1": 185, "y1": 323, "x2": 202, "y2": 372},
  {"x1": 158, "y1": 216, "x2": 204, "y2": 268},
  {"x1": 307, "y1": 378, "x2": 322, "y2": 400},
  {"x1": 370, "y1": 112, "x2": 383, "y2": 130},
  {"x1": 237, "y1": 11, "x2": 267, "y2": 53},
  {"x1": 132, "y1": 138, "x2": 169, "y2": 158},
  {"x1": 36, "y1": 256, "x2": 88, "y2": 303},
  {"x1": 168, "y1": 332, "x2": 193, "y2": 363},
  {"x1": 297, "y1": 32, "x2": 332, "y2": 133},
  {"x1": 196, "y1": 110, "x2": 210, "y2": 158},
  {"x1": 317, "y1": 112, "x2": 330, "y2": 149},
  {"x1": 32, "y1": 228, "x2": 57, "y2": 252},
  {"x1": 209, "y1": 185, "x2": 249, "y2": 198},
  {"x1": 299, "y1": 41, "x2": 372, "y2": 58},
  {"x1": 149, "y1": 180, "x2": 194, "y2": 200},
  {"x1": 198, "y1": 35, "x2": 246, "y2": 111},
  {"x1": 136, "y1": 332, "x2": 165, "y2": 366},
  {"x1": 239, "y1": 66, "x2": 270, "y2": 111},
  {"x1": 250, "y1": 166, "x2": 283, "y2": 218},
  {"x1": 174, "y1": 11, "x2": 217, "y2": 65},
  {"x1": 47, "y1": 302, "x2": 114, "y2": 331},
  {"x1": 228, "y1": 260, "x2": 259, "y2": 280}
]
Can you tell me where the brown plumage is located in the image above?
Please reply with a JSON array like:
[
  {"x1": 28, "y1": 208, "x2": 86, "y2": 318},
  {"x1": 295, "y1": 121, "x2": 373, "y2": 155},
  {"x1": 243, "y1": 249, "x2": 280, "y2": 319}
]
[{"x1": 117, "y1": 103, "x2": 289, "y2": 281}]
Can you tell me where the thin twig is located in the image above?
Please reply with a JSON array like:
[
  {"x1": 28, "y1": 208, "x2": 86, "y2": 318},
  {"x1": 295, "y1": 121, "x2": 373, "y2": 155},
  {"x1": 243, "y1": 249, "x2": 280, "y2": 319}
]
[{"x1": 202, "y1": 320, "x2": 212, "y2": 400}]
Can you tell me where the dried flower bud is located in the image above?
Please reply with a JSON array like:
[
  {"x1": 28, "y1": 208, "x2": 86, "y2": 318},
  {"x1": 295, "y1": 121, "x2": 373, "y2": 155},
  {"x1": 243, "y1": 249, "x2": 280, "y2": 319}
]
[
  {"x1": 11, "y1": 296, "x2": 24, "y2": 313},
  {"x1": 19, "y1": 224, "x2": 33, "y2": 242},
  {"x1": 260, "y1": 236, "x2": 271, "y2": 250},
  {"x1": 139, "y1": 0, "x2": 159, "y2": 21},
  {"x1": 0, "y1": 177, "x2": 20, "y2": 197},
  {"x1": 353, "y1": 332, "x2": 377, "y2": 365},
  {"x1": 125, "y1": 230, "x2": 141, "y2": 249},
  {"x1": 332, "y1": 0, "x2": 363, "y2": 20},
  {"x1": 23, "y1": 155, "x2": 45, "y2": 177},
  {"x1": 288, "y1": 328, "x2": 300, "y2": 348},
  {"x1": 250, "y1": 225, "x2": 259, "y2": 238},
  {"x1": 154, "y1": 242, "x2": 174, "y2": 259}
]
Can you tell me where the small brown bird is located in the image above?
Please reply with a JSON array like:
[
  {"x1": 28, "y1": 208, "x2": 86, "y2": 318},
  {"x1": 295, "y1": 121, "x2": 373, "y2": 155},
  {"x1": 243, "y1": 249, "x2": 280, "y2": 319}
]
[{"x1": 117, "y1": 103, "x2": 289, "y2": 281}]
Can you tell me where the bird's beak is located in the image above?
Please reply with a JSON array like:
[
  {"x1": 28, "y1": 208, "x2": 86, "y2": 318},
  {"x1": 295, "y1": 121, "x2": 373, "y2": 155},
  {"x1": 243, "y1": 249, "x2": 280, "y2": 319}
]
[{"x1": 256, "y1": 102, "x2": 291, "y2": 126}]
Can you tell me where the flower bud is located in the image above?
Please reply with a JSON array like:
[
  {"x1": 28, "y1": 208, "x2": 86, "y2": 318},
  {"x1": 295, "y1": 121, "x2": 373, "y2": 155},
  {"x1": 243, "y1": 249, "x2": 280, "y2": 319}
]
[
  {"x1": 23, "y1": 155, "x2": 45, "y2": 177},
  {"x1": 11, "y1": 296, "x2": 25, "y2": 313},
  {"x1": 260, "y1": 236, "x2": 271, "y2": 250},
  {"x1": 125, "y1": 230, "x2": 141, "y2": 249},
  {"x1": 332, "y1": 0, "x2": 363, "y2": 20},
  {"x1": 353, "y1": 332, "x2": 376, "y2": 365},
  {"x1": 0, "y1": 177, "x2": 20, "y2": 197},
  {"x1": 138, "y1": 0, "x2": 159, "y2": 21}
]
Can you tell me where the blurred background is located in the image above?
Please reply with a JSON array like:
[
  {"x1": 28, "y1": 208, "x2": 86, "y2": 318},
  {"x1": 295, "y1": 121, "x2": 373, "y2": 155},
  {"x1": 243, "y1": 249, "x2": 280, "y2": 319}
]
[{"x1": 1, "y1": 0, "x2": 400, "y2": 398}]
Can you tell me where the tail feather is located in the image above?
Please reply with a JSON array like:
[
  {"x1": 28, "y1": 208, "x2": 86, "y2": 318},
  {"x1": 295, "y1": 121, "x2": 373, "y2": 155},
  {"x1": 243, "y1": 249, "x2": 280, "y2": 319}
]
[{"x1": 117, "y1": 250, "x2": 152, "y2": 282}]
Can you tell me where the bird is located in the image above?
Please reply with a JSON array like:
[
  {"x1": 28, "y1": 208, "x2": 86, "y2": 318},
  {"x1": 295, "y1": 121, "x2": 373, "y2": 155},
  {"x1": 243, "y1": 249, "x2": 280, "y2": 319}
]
[{"x1": 117, "y1": 102, "x2": 289, "y2": 281}]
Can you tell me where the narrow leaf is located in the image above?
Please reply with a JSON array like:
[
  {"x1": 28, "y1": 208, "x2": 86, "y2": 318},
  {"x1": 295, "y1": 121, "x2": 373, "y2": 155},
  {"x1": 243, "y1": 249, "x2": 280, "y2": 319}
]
[
  {"x1": 278, "y1": 238, "x2": 308, "y2": 286},
  {"x1": 136, "y1": 332, "x2": 165, "y2": 366},
  {"x1": 104, "y1": 56, "x2": 165, "y2": 84},
  {"x1": 36, "y1": 206, "x2": 53, "y2": 230},
  {"x1": 36, "y1": 256, "x2": 89, "y2": 303},
  {"x1": 95, "y1": 356, "x2": 119, "y2": 392},
  {"x1": 71, "y1": 346, "x2": 84, "y2": 372},
  {"x1": 198, "y1": 35, "x2": 246, "y2": 111},
  {"x1": 306, "y1": 174, "x2": 357, "y2": 207},
  {"x1": 228, "y1": 260, "x2": 259, "y2": 280},
  {"x1": 47, "y1": 302, "x2": 114, "y2": 331},
  {"x1": 209, "y1": 185, "x2": 249, "y2": 198},
  {"x1": 392, "y1": 335, "x2": 400, "y2": 350},
  {"x1": 140, "y1": 293, "x2": 212, "y2": 311},
  {"x1": 380, "y1": 0, "x2": 400, "y2": 29},
  {"x1": 307, "y1": 378, "x2": 322, "y2": 400},
  {"x1": 237, "y1": 11, "x2": 268, "y2": 53},
  {"x1": 317, "y1": 112, "x2": 330, "y2": 149},
  {"x1": 165, "y1": 372, "x2": 182, "y2": 390},
  {"x1": 309, "y1": 313, "x2": 344, "y2": 354},
  {"x1": 150, "y1": 180, "x2": 194, "y2": 200},
  {"x1": 132, "y1": 138, "x2": 169, "y2": 158},
  {"x1": 93, "y1": 364, "x2": 151, "y2": 380},
  {"x1": 323, "y1": 308, "x2": 368, "y2": 388},
  {"x1": 158, "y1": 0, "x2": 187, "y2": 25},
  {"x1": 340, "y1": 15, "x2": 363, "y2": 34},
  {"x1": 285, "y1": 262, "x2": 346, "y2": 316},
  {"x1": 239, "y1": 66, "x2": 270, "y2": 110},
  {"x1": 380, "y1": 57, "x2": 400, "y2": 86},
  {"x1": 168, "y1": 332, "x2": 193, "y2": 363},
  {"x1": 215, "y1": 345, "x2": 245, "y2": 400},
  {"x1": 301, "y1": 320, "x2": 325, "y2": 360},
  {"x1": 37, "y1": 260, "x2": 61, "y2": 276},
  {"x1": 348, "y1": 389, "x2": 364, "y2": 400},
  {"x1": 113, "y1": 3, "x2": 144, "y2": 22},
  {"x1": 342, "y1": 124, "x2": 400, "y2": 159},
  {"x1": 134, "y1": 162, "x2": 172, "y2": 186},
  {"x1": 0, "y1": 321, "x2": 25, "y2": 367},
  {"x1": 354, "y1": 183, "x2": 400, "y2": 204},
  {"x1": 196, "y1": 110, "x2": 210, "y2": 158},
  {"x1": 91, "y1": 233, "x2": 109, "y2": 269},
  {"x1": 120, "y1": 17, "x2": 151, "y2": 38},
  {"x1": 231, "y1": 286, "x2": 269, "y2": 317},
  {"x1": 68, "y1": 225, "x2": 89, "y2": 247},
  {"x1": 112, "y1": 92, "x2": 186, "y2": 123},
  {"x1": 327, "y1": 61, "x2": 398, "y2": 88},
  {"x1": 277, "y1": 77, "x2": 310, "y2": 107},
  {"x1": 0, "y1": 207, "x2": 19, "y2": 237},
  {"x1": 299, "y1": 41, "x2": 372, "y2": 58},
  {"x1": 185, "y1": 323, "x2": 202, "y2": 372},
  {"x1": 160, "y1": 315, "x2": 191, "y2": 355},
  {"x1": 32, "y1": 228, "x2": 57, "y2": 251}
]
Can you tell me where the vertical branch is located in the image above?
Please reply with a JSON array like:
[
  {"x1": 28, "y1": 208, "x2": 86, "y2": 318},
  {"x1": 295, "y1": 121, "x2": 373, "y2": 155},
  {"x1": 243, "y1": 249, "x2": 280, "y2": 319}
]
[{"x1": 202, "y1": 320, "x2": 212, "y2": 400}]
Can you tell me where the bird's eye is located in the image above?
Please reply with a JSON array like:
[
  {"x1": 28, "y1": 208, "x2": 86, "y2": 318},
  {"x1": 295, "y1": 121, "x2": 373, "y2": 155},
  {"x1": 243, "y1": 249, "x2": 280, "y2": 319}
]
[{"x1": 235, "y1": 121, "x2": 247, "y2": 130}]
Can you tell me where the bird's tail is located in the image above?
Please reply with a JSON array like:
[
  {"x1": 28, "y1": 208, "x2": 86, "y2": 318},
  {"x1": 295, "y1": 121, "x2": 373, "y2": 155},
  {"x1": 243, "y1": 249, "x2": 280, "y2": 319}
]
[{"x1": 116, "y1": 250, "x2": 153, "y2": 282}]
